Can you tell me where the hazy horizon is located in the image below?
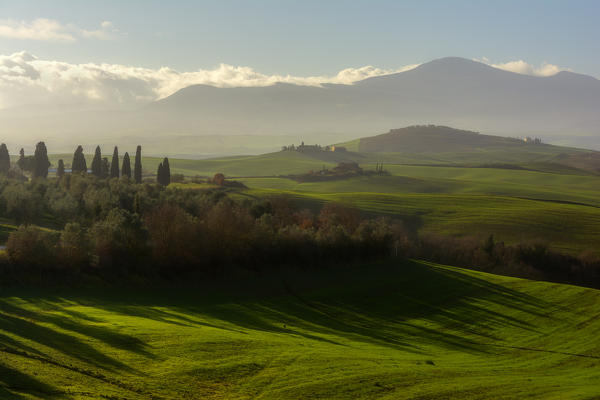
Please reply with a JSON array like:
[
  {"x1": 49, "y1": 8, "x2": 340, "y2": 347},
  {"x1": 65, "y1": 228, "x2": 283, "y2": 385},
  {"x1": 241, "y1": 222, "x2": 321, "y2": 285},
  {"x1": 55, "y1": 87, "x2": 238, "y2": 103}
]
[{"x1": 1, "y1": 1, "x2": 600, "y2": 155}]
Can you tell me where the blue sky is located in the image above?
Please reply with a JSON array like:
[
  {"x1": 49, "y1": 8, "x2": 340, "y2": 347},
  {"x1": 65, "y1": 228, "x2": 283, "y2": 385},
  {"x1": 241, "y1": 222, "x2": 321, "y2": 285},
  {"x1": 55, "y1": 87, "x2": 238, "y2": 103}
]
[{"x1": 1, "y1": 0, "x2": 599, "y2": 76}]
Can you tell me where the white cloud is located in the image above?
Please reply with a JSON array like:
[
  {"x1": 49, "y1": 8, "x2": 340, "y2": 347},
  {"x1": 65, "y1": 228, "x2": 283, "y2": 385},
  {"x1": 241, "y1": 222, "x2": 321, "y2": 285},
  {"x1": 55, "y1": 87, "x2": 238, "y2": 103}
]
[
  {"x1": 0, "y1": 51, "x2": 419, "y2": 109},
  {"x1": 476, "y1": 57, "x2": 569, "y2": 77},
  {"x1": 0, "y1": 19, "x2": 117, "y2": 42}
]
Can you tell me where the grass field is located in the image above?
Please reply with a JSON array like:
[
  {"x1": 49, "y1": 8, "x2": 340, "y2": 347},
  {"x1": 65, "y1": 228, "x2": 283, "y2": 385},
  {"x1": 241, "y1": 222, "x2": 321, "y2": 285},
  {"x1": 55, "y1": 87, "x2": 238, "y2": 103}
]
[{"x1": 1, "y1": 260, "x2": 599, "y2": 399}]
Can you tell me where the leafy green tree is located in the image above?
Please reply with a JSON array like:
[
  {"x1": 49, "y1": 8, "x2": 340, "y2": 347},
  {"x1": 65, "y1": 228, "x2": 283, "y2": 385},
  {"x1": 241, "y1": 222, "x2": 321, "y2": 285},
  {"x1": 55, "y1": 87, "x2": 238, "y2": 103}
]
[
  {"x1": 6, "y1": 225, "x2": 59, "y2": 268},
  {"x1": 33, "y1": 141, "x2": 50, "y2": 178},
  {"x1": 110, "y1": 146, "x2": 119, "y2": 178},
  {"x1": 3, "y1": 184, "x2": 42, "y2": 224},
  {"x1": 60, "y1": 222, "x2": 89, "y2": 267},
  {"x1": 57, "y1": 159, "x2": 65, "y2": 178},
  {"x1": 121, "y1": 152, "x2": 131, "y2": 178},
  {"x1": 91, "y1": 146, "x2": 102, "y2": 177},
  {"x1": 134, "y1": 145, "x2": 142, "y2": 183},
  {"x1": 72, "y1": 145, "x2": 87, "y2": 173},
  {"x1": 0, "y1": 143, "x2": 10, "y2": 174}
]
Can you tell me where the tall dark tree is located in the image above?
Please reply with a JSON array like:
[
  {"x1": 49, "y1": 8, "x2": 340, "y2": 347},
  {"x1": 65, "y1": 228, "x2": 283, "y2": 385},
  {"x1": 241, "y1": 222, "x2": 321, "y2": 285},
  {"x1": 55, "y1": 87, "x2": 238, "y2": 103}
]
[
  {"x1": 157, "y1": 157, "x2": 171, "y2": 186},
  {"x1": 121, "y1": 152, "x2": 131, "y2": 178},
  {"x1": 156, "y1": 162, "x2": 164, "y2": 185},
  {"x1": 91, "y1": 146, "x2": 102, "y2": 177},
  {"x1": 110, "y1": 146, "x2": 120, "y2": 178},
  {"x1": 101, "y1": 157, "x2": 110, "y2": 178},
  {"x1": 72, "y1": 145, "x2": 87, "y2": 173},
  {"x1": 32, "y1": 141, "x2": 50, "y2": 178},
  {"x1": 162, "y1": 157, "x2": 170, "y2": 186},
  {"x1": 0, "y1": 143, "x2": 10, "y2": 174},
  {"x1": 134, "y1": 145, "x2": 142, "y2": 183},
  {"x1": 57, "y1": 159, "x2": 65, "y2": 178}
]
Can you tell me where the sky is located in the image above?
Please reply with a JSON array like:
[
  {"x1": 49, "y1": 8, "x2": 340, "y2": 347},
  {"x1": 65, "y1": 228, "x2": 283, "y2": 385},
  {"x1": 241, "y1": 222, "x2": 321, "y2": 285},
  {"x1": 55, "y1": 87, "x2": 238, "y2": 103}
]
[{"x1": 0, "y1": 0, "x2": 599, "y2": 109}]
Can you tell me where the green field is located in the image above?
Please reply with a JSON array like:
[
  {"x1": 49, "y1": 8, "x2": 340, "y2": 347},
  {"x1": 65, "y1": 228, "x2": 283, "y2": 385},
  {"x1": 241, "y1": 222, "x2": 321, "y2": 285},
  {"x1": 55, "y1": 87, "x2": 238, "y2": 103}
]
[
  {"x1": 1, "y1": 261, "x2": 599, "y2": 399},
  {"x1": 230, "y1": 163, "x2": 600, "y2": 254}
]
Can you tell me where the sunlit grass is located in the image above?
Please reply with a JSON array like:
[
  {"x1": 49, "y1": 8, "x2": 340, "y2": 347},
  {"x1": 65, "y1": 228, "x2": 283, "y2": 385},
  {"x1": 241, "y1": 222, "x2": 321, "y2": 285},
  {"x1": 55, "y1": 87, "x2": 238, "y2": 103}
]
[{"x1": 1, "y1": 261, "x2": 599, "y2": 399}]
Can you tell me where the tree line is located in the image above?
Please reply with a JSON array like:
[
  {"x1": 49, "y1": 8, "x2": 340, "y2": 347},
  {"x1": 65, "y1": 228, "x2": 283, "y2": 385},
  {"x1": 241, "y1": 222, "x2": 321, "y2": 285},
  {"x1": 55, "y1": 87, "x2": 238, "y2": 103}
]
[{"x1": 0, "y1": 142, "x2": 171, "y2": 186}]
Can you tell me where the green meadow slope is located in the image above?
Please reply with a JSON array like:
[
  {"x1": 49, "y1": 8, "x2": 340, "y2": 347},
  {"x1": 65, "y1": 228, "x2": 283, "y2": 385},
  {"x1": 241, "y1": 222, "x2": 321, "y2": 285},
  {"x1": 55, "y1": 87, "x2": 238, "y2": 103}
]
[{"x1": 1, "y1": 261, "x2": 599, "y2": 399}]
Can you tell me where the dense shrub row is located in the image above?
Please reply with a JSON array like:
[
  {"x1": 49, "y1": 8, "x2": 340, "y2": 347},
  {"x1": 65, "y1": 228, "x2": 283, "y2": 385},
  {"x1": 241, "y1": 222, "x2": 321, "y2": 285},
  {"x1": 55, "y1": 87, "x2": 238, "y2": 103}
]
[
  {"x1": 414, "y1": 234, "x2": 600, "y2": 288},
  {"x1": 0, "y1": 173, "x2": 599, "y2": 288},
  {"x1": 0, "y1": 174, "x2": 407, "y2": 284}
]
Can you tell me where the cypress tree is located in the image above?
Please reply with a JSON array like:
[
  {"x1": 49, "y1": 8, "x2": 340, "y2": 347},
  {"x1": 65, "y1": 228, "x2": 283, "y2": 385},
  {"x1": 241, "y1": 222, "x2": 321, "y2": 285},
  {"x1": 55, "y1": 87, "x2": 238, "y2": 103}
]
[
  {"x1": 72, "y1": 145, "x2": 87, "y2": 173},
  {"x1": 57, "y1": 159, "x2": 65, "y2": 178},
  {"x1": 134, "y1": 145, "x2": 142, "y2": 183},
  {"x1": 101, "y1": 157, "x2": 110, "y2": 178},
  {"x1": 162, "y1": 157, "x2": 171, "y2": 186},
  {"x1": 32, "y1": 141, "x2": 50, "y2": 178},
  {"x1": 156, "y1": 162, "x2": 164, "y2": 185},
  {"x1": 156, "y1": 157, "x2": 171, "y2": 186},
  {"x1": 110, "y1": 146, "x2": 119, "y2": 178},
  {"x1": 0, "y1": 143, "x2": 10, "y2": 174},
  {"x1": 91, "y1": 146, "x2": 102, "y2": 177},
  {"x1": 122, "y1": 152, "x2": 131, "y2": 178}
]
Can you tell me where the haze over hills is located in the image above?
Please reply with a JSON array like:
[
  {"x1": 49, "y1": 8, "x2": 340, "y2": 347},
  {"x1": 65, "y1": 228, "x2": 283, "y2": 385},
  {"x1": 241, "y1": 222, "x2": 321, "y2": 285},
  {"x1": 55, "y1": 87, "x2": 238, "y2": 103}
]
[{"x1": 1, "y1": 57, "x2": 599, "y2": 156}]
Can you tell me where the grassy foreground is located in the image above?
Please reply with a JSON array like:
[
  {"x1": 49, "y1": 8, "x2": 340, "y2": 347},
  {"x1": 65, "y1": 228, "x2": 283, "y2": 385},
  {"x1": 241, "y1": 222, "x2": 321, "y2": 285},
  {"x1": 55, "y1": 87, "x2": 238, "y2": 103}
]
[{"x1": 1, "y1": 261, "x2": 600, "y2": 399}]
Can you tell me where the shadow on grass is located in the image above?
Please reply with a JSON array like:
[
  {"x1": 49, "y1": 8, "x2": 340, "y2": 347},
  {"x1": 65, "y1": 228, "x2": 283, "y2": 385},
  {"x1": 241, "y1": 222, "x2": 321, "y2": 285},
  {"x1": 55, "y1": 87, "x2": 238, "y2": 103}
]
[
  {"x1": 0, "y1": 299, "x2": 151, "y2": 374},
  {"x1": 0, "y1": 363, "x2": 62, "y2": 399},
  {"x1": 69, "y1": 260, "x2": 555, "y2": 355},
  {"x1": 0, "y1": 258, "x2": 559, "y2": 389}
]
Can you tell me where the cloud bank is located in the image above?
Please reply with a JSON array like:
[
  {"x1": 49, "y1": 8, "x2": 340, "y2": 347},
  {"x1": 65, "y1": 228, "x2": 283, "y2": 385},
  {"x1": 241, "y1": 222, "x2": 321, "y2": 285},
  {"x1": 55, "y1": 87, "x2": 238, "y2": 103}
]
[
  {"x1": 0, "y1": 19, "x2": 116, "y2": 42},
  {"x1": 0, "y1": 52, "x2": 578, "y2": 110},
  {"x1": 476, "y1": 57, "x2": 569, "y2": 77},
  {"x1": 0, "y1": 51, "x2": 419, "y2": 109}
]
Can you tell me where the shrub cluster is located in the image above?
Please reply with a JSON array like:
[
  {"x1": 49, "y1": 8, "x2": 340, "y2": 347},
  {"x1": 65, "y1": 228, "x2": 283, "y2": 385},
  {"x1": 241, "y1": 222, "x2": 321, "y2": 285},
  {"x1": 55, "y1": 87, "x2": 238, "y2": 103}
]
[
  {"x1": 414, "y1": 234, "x2": 600, "y2": 288},
  {"x1": 0, "y1": 174, "x2": 408, "y2": 284}
]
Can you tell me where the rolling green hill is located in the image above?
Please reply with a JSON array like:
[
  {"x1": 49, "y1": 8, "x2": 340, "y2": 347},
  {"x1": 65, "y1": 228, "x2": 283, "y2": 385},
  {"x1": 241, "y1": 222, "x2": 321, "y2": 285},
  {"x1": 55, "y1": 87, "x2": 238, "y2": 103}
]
[
  {"x1": 38, "y1": 126, "x2": 599, "y2": 179},
  {"x1": 1, "y1": 261, "x2": 599, "y2": 399}
]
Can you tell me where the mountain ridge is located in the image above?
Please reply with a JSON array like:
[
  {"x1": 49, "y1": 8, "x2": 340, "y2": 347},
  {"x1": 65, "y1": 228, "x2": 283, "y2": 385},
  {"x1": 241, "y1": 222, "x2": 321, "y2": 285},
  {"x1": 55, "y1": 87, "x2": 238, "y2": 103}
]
[{"x1": 1, "y1": 57, "x2": 599, "y2": 155}]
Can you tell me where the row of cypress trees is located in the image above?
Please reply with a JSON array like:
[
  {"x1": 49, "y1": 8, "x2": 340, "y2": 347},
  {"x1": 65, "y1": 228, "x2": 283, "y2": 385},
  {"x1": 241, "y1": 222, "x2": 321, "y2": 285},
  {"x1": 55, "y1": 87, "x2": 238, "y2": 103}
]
[
  {"x1": 0, "y1": 142, "x2": 51, "y2": 178},
  {"x1": 0, "y1": 143, "x2": 164, "y2": 185},
  {"x1": 86, "y1": 145, "x2": 143, "y2": 182}
]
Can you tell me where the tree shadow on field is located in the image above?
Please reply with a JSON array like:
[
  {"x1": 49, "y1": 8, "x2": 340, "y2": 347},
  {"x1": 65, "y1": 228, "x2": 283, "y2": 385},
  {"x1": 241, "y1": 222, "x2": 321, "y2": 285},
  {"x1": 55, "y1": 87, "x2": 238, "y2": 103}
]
[
  {"x1": 195, "y1": 261, "x2": 554, "y2": 354},
  {"x1": 0, "y1": 298, "x2": 152, "y2": 374},
  {"x1": 74, "y1": 261, "x2": 554, "y2": 356},
  {"x1": 0, "y1": 363, "x2": 63, "y2": 399}
]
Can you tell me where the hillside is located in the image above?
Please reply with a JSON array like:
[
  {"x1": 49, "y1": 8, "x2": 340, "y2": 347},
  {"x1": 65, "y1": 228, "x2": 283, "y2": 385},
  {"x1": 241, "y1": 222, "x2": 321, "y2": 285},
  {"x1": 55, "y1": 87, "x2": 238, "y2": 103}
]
[
  {"x1": 1, "y1": 261, "x2": 599, "y2": 399},
  {"x1": 357, "y1": 125, "x2": 537, "y2": 153}
]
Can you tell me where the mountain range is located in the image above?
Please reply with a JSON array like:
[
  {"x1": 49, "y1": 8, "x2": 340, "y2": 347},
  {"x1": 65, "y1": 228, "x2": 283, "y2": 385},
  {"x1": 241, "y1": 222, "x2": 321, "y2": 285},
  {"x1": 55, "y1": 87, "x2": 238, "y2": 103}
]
[{"x1": 1, "y1": 57, "x2": 599, "y2": 156}]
